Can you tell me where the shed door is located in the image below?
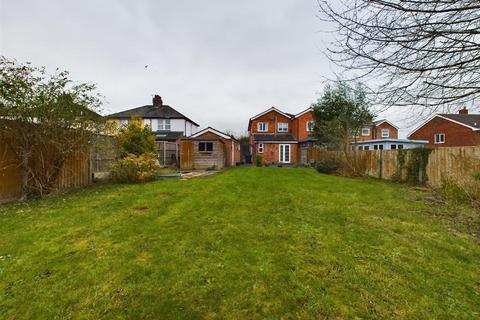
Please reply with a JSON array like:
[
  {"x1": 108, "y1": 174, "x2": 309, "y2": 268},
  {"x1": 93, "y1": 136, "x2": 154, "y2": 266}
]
[{"x1": 180, "y1": 140, "x2": 194, "y2": 170}]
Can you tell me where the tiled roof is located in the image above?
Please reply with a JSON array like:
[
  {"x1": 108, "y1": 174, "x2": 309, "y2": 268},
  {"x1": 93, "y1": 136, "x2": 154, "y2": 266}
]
[
  {"x1": 253, "y1": 134, "x2": 297, "y2": 142},
  {"x1": 108, "y1": 105, "x2": 199, "y2": 126},
  {"x1": 439, "y1": 114, "x2": 480, "y2": 129}
]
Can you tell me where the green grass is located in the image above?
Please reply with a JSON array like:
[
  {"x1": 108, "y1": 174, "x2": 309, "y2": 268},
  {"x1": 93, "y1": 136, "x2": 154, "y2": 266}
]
[{"x1": 1, "y1": 167, "x2": 479, "y2": 319}]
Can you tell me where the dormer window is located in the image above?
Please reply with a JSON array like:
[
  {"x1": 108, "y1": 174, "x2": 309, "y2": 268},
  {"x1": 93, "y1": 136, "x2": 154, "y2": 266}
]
[
  {"x1": 277, "y1": 123, "x2": 288, "y2": 132},
  {"x1": 257, "y1": 122, "x2": 268, "y2": 132}
]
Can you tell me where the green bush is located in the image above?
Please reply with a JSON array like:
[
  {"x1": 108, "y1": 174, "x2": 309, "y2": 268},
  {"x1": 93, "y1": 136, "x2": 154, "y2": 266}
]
[
  {"x1": 315, "y1": 158, "x2": 340, "y2": 174},
  {"x1": 256, "y1": 155, "x2": 263, "y2": 167},
  {"x1": 117, "y1": 116, "x2": 157, "y2": 157},
  {"x1": 110, "y1": 153, "x2": 160, "y2": 183}
]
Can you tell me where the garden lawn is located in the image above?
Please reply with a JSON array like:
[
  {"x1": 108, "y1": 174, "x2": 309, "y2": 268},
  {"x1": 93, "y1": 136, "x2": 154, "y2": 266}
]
[{"x1": 0, "y1": 167, "x2": 479, "y2": 319}]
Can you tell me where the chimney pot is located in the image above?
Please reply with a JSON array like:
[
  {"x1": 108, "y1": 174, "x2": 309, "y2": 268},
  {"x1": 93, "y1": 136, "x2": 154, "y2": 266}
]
[
  {"x1": 153, "y1": 95, "x2": 163, "y2": 106},
  {"x1": 459, "y1": 106, "x2": 468, "y2": 115}
]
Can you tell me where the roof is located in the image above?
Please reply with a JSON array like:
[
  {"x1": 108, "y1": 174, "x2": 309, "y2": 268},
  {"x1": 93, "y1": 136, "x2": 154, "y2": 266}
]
[
  {"x1": 189, "y1": 127, "x2": 238, "y2": 141},
  {"x1": 249, "y1": 107, "x2": 294, "y2": 121},
  {"x1": 408, "y1": 113, "x2": 480, "y2": 138},
  {"x1": 371, "y1": 119, "x2": 399, "y2": 130},
  {"x1": 108, "y1": 104, "x2": 200, "y2": 126},
  {"x1": 298, "y1": 136, "x2": 317, "y2": 143},
  {"x1": 153, "y1": 131, "x2": 184, "y2": 141},
  {"x1": 439, "y1": 114, "x2": 480, "y2": 129},
  {"x1": 352, "y1": 138, "x2": 428, "y2": 145},
  {"x1": 295, "y1": 107, "x2": 313, "y2": 118},
  {"x1": 252, "y1": 133, "x2": 297, "y2": 142}
]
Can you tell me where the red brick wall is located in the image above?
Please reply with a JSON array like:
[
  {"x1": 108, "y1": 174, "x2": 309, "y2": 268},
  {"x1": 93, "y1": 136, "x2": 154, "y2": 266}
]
[
  {"x1": 250, "y1": 111, "x2": 293, "y2": 134},
  {"x1": 295, "y1": 111, "x2": 315, "y2": 140},
  {"x1": 357, "y1": 122, "x2": 398, "y2": 141},
  {"x1": 254, "y1": 143, "x2": 298, "y2": 164},
  {"x1": 409, "y1": 116, "x2": 480, "y2": 148}
]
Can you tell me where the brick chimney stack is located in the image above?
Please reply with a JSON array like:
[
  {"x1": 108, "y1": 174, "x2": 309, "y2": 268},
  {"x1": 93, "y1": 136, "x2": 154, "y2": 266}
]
[
  {"x1": 459, "y1": 106, "x2": 468, "y2": 115},
  {"x1": 153, "y1": 95, "x2": 163, "y2": 106}
]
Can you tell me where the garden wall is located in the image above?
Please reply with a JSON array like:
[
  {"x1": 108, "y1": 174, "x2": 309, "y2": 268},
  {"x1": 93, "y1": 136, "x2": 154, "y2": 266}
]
[{"x1": 307, "y1": 146, "x2": 480, "y2": 187}]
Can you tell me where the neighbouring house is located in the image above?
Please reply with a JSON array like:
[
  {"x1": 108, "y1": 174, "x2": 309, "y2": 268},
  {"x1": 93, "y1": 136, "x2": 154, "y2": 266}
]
[
  {"x1": 180, "y1": 127, "x2": 241, "y2": 170},
  {"x1": 408, "y1": 107, "x2": 480, "y2": 148},
  {"x1": 107, "y1": 95, "x2": 200, "y2": 164},
  {"x1": 352, "y1": 119, "x2": 428, "y2": 150},
  {"x1": 248, "y1": 107, "x2": 316, "y2": 165}
]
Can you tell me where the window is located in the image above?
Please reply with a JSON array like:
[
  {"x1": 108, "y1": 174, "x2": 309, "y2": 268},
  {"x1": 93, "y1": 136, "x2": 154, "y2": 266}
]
[
  {"x1": 362, "y1": 128, "x2": 370, "y2": 136},
  {"x1": 119, "y1": 119, "x2": 129, "y2": 129},
  {"x1": 358, "y1": 146, "x2": 364, "y2": 150},
  {"x1": 374, "y1": 145, "x2": 378, "y2": 150},
  {"x1": 364, "y1": 146, "x2": 370, "y2": 150},
  {"x1": 379, "y1": 144, "x2": 384, "y2": 150},
  {"x1": 391, "y1": 144, "x2": 397, "y2": 150},
  {"x1": 258, "y1": 143, "x2": 264, "y2": 153},
  {"x1": 381, "y1": 129, "x2": 390, "y2": 138},
  {"x1": 258, "y1": 122, "x2": 268, "y2": 132},
  {"x1": 306, "y1": 121, "x2": 315, "y2": 132},
  {"x1": 434, "y1": 133, "x2": 445, "y2": 144},
  {"x1": 279, "y1": 144, "x2": 290, "y2": 163},
  {"x1": 158, "y1": 119, "x2": 171, "y2": 131},
  {"x1": 198, "y1": 142, "x2": 213, "y2": 152},
  {"x1": 398, "y1": 144, "x2": 404, "y2": 149},
  {"x1": 277, "y1": 122, "x2": 288, "y2": 132}
]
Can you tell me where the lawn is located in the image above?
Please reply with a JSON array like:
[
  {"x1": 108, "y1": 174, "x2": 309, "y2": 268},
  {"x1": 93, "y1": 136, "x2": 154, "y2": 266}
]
[{"x1": 0, "y1": 167, "x2": 479, "y2": 319}]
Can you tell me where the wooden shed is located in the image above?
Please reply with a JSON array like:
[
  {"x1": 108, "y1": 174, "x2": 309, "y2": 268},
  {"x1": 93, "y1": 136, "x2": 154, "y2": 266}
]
[{"x1": 180, "y1": 127, "x2": 240, "y2": 170}]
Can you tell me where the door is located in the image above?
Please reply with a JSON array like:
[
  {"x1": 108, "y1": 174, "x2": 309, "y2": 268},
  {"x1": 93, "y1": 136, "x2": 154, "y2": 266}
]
[
  {"x1": 180, "y1": 140, "x2": 194, "y2": 169},
  {"x1": 279, "y1": 144, "x2": 291, "y2": 163}
]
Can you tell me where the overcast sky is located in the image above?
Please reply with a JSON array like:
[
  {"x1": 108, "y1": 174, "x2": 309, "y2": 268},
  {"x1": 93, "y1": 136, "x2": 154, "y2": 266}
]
[{"x1": 1, "y1": 0, "x2": 412, "y2": 136}]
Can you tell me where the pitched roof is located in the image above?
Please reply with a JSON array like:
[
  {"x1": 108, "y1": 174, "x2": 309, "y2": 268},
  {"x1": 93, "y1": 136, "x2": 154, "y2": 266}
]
[
  {"x1": 295, "y1": 107, "x2": 313, "y2": 118},
  {"x1": 439, "y1": 114, "x2": 480, "y2": 130},
  {"x1": 189, "y1": 127, "x2": 237, "y2": 141},
  {"x1": 371, "y1": 119, "x2": 399, "y2": 129},
  {"x1": 108, "y1": 104, "x2": 200, "y2": 126},
  {"x1": 249, "y1": 107, "x2": 294, "y2": 121},
  {"x1": 408, "y1": 113, "x2": 480, "y2": 138},
  {"x1": 252, "y1": 133, "x2": 297, "y2": 142}
]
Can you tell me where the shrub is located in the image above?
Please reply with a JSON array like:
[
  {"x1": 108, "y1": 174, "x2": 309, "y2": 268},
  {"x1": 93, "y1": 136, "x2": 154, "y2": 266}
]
[
  {"x1": 256, "y1": 155, "x2": 263, "y2": 167},
  {"x1": 110, "y1": 153, "x2": 160, "y2": 183},
  {"x1": 315, "y1": 157, "x2": 340, "y2": 174},
  {"x1": 440, "y1": 177, "x2": 480, "y2": 208},
  {"x1": 117, "y1": 116, "x2": 157, "y2": 157}
]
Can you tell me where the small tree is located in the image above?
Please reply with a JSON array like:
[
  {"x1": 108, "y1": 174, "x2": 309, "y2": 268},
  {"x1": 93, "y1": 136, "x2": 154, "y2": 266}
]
[
  {"x1": 312, "y1": 81, "x2": 372, "y2": 152},
  {"x1": 117, "y1": 116, "x2": 157, "y2": 158},
  {"x1": 0, "y1": 56, "x2": 108, "y2": 199}
]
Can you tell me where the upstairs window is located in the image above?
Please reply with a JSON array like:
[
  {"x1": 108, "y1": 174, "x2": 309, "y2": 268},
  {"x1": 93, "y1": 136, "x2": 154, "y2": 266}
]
[
  {"x1": 158, "y1": 119, "x2": 171, "y2": 131},
  {"x1": 362, "y1": 128, "x2": 370, "y2": 136},
  {"x1": 434, "y1": 133, "x2": 445, "y2": 144},
  {"x1": 257, "y1": 122, "x2": 268, "y2": 132},
  {"x1": 119, "y1": 119, "x2": 129, "y2": 129},
  {"x1": 277, "y1": 122, "x2": 288, "y2": 132},
  {"x1": 306, "y1": 121, "x2": 315, "y2": 132},
  {"x1": 198, "y1": 142, "x2": 213, "y2": 152},
  {"x1": 258, "y1": 143, "x2": 264, "y2": 153},
  {"x1": 381, "y1": 129, "x2": 390, "y2": 138}
]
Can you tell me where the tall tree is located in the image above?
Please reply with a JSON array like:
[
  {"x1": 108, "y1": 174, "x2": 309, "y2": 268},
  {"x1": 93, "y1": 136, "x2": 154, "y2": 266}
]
[
  {"x1": 0, "y1": 56, "x2": 108, "y2": 199},
  {"x1": 312, "y1": 81, "x2": 372, "y2": 152},
  {"x1": 318, "y1": 0, "x2": 480, "y2": 112}
]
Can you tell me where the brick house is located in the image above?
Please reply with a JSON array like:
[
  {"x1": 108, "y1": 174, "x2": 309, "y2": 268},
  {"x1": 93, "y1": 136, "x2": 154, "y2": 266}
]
[
  {"x1": 408, "y1": 107, "x2": 480, "y2": 148},
  {"x1": 248, "y1": 107, "x2": 316, "y2": 165},
  {"x1": 357, "y1": 119, "x2": 399, "y2": 141}
]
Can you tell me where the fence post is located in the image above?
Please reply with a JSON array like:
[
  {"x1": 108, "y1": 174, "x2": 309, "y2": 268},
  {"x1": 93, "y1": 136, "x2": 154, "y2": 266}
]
[{"x1": 378, "y1": 150, "x2": 383, "y2": 179}]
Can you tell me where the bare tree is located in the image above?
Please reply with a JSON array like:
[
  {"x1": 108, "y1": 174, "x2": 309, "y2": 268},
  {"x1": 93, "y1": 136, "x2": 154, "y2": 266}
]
[{"x1": 318, "y1": 0, "x2": 480, "y2": 113}]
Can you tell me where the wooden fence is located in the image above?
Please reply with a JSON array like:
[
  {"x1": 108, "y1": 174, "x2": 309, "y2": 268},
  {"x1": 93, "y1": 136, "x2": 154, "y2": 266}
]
[
  {"x1": 307, "y1": 146, "x2": 480, "y2": 187},
  {"x1": 0, "y1": 137, "x2": 116, "y2": 202}
]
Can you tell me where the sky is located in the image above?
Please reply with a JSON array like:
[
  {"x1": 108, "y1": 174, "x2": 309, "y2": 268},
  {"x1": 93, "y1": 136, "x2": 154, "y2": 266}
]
[{"x1": 1, "y1": 0, "x2": 411, "y2": 137}]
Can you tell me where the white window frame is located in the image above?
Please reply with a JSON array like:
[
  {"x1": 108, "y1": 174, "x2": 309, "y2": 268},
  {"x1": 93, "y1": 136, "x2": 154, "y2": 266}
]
[
  {"x1": 381, "y1": 129, "x2": 390, "y2": 138},
  {"x1": 279, "y1": 144, "x2": 291, "y2": 163},
  {"x1": 434, "y1": 133, "x2": 445, "y2": 144},
  {"x1": 306, "y1": 121, "x2": 314, "y2": 132},
  {"x1": 119, "y1": 119, "x2": 129, "y2": 129},
  {"x1": 158, "y1": 119, "x2": 172, "y2": 131},
  {"x1": 257, "y1": 143, "x2": 264, "y2": 153},
  {"x1": 257, "y1": 122, "x2": 268, "y2": 132},
  {"x1": 361, "y1": 128, "x2": 370, "y2": 136},
  {"x1": 277, "y1": 122, "x2": 289, "y2": 132}
]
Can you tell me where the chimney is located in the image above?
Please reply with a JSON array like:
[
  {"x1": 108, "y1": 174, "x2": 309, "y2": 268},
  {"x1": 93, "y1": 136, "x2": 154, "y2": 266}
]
[
  {"x1": 153, "y1": 95, "x2": 163, "y2": 106},
  {"x1": 459, "y1": 106, "x2": 468, "y2": 115}
]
